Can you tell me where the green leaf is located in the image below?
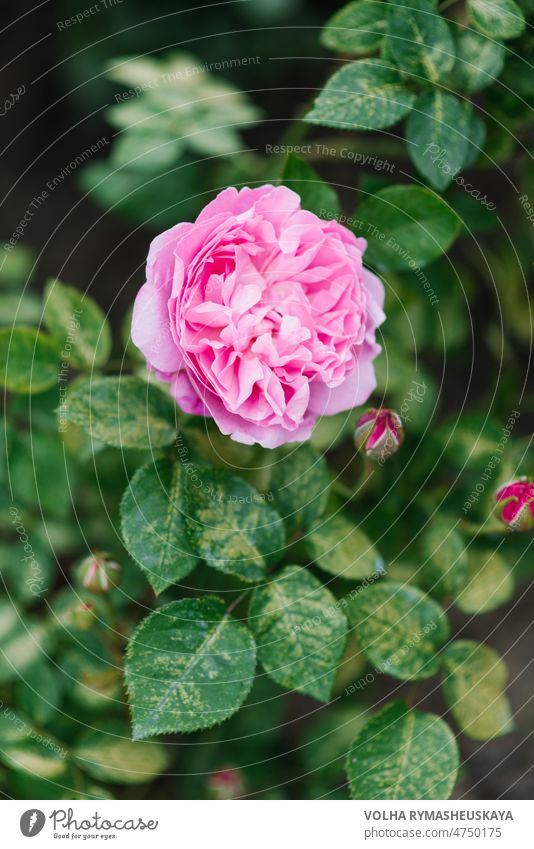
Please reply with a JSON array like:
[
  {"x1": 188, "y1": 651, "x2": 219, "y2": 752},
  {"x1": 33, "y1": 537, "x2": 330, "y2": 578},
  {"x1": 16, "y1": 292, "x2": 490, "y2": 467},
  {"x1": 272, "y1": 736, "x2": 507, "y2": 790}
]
[
  {"x1": 456, "y1": 547, "x2": 514, "y2": 614},
  {"x1": 356, "y1": 185, "x2": 461, "y2": 270},
  {"x1": 463, "y1": 110, "x2": 487, "y2": 168},
  {"x1": 186, "y1": 468, "x2": 285, "y2": 583},
  {"x1": 61, "y1": 376, "x2": 177, "y2": 449},
  {"x1": 454, "y1": 29, "x2": 506, "y2": 92},
  {"x1": 249, "y1": 565, "x2": 347, "y2": 701},
  {"x1": 405, "y1": 91, "x2": 472, "y2": 191},
  {"x1": 0, "y1": 601, "x2": 52, "y2": 684},
  {"x1": 281, "y1": 154, "x2": 340, "y2": 218},
  {"x1": 0, "y1": 710, "x2": 68, "y2": 780},
  {"x1": 16, "y1": 664, "x2": 63, "y2": 726},
  {"x1": 0, "y1": 292, "x2": 42, "y2": 326},
  {"x1": 346, "y1": 700, "x2": 459, "y2": 799},
  {"x1": 387, "y1": 0, "x2": 456, "y2": 83},
  {"x1": 468, "y1": 0, "x2": 525, "y2": 39},
  {"x1": 421, "y1": 515, "x2": 469, "y2": 598},
  {"x1": 125, "y1": 597, "x2": 257, "y2": 738},
  {"x1": 305, "y1": 59, "x2": 415, "y2": 131},
  {"x1": 442, "y1": 640, "x2": 514, "y2": 739},
  {"x1": 270, "y1": 443, "x2": 330, "y2": 537},
  {"x1": 0, "y1": 327, "x2": 58, "y2": 393},
  {"x1": 111, "y1": 129, "x2": 183, "y2": 174},
  {"x1": 320, "y1": 1, "x2": 389, "y2": 55},
  {"x1": 43, "y1": 279, "x2": 112, "y2": 370},
  {"x1": 347, "y1": 581, "x2": 449, "y2": 679},
  {"x1": 305, "y1": 513, "x2": 384, "y2": 580},
  {"x1": 121, "y1": 458, "x2": 198, "y2": 594},
  {"x1": 74, "y1": 724, "x2": 170, "y2": 784}
]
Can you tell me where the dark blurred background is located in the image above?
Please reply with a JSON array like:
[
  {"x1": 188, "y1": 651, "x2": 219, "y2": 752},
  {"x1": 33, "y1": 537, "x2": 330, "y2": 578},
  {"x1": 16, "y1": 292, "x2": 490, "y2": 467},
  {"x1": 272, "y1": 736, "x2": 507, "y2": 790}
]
[{"x1": 1, "y1": 0, "x2": 533, "y2": 800}]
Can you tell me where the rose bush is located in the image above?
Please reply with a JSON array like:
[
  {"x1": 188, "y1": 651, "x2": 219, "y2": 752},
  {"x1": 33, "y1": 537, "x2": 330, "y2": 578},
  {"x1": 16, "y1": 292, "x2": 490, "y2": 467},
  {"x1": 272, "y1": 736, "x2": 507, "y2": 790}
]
[{"x1": 131, "y1": 185, "x2": 384, "y2": 447}]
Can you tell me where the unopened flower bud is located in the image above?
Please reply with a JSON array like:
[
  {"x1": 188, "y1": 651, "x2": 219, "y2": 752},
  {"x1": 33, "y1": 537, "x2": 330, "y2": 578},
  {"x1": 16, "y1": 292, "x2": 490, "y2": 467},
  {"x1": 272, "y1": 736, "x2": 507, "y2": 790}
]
[
  {"x1": 206, "y1": 766, "x2": 245, "y2": 800},
  {"x1": 495, "y1": 479, "x2": 534, "y2": 531},
  {"x1": 354, "y1": 408, "x2": 404, "y2": 462},
  {"x1": 69, "y1": 602, "x2": 96, "y2": 631},
  {"x1": 77, "y1": 551, "x2": 121, "y2": 593}
]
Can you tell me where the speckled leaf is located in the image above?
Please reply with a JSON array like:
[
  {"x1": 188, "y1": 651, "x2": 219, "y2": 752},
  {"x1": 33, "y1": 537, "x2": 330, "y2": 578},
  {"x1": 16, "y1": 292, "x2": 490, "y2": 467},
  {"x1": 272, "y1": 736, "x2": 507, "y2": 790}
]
[
  {"x1": 442, "y1": 640, "x2": 514, "y2": 740},
  {"x1": 454, "y1": 29, "x2": 506, "y2": 92},
  {"x1": 456, "y1": 547, "x2": 514, "y2": 614},
  {"x1": 249, "y1": 565, "x2": 347, "y2": 701},
  {"x1": 468, "y1": 0, "x2": 525, "y2": 39},
  {"x1": 74, "y1": 724, "x2": 170, "y2": 783},
  {"x1": 346, "y1": 700, "x2": 459, "y2": 799},
  {"x1": 321, "y1": 1, "x2": 388, "y2": 55},
  {"x1": 305, "y1": 513, "x2": 384, "y2": 580},
  {"x1": 43, "y1": 278, "x2": 112, "y2": 369},
  {"x1": 270, "y1": 443, "x2": 330, "y2": 537},
  {"x1": 120, "y1": 458, "x2": 198, "y2": 594},
  {"x1": 0, "y1": 326, "x2": 58, "y2": 394},
  {"x1": 282, "y1": 154, "x2": 340, "y2": 219},
  {"x1": 357, "y1": 185, "x2": 460, "y2": 271},
  {"x1": 421, "y1": 515, "x2": 469, "y2": 598},
  {"x1": 186, "y1": 468, "x2": 285, "y2": 583},
  {"x1": 0, "y1": 711, "x2": 68, "y2": 780},
  {"x1": 406, "y1": 91, "x2": 472, "y2": 191},
  {"x1": 387, "y1": 0, "x2": 455, "y2": 83},
  {"x1": 62, "y1": 376, "x2": 177, "y2": 449},
  {"x1": 347, "y1": 581, "x2": 449, "y2": 680},
  {"x1": 125, "y1": 597, "x2": 257, "y2": 738},
  {"x1": 305, "y1": 59, "x2": 415, "y2": 131}
]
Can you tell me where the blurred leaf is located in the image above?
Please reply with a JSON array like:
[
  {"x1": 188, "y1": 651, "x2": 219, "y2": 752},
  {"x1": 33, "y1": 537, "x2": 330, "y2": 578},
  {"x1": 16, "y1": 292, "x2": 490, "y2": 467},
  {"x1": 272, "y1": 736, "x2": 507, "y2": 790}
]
[
  {"x1": 121, "y1": 458, "x2": 198, "y2": 594},
  {"x1": 468, "y1": 0, "x2": 525, "y2": 39},
  {"x1": 281, "y1": 154, "x2": 340, "y2": 218},
  {"x1": 456, "y1": 546, "x2": 514, "y2": 614},
  {"x1": 453, "y1": 29, "x2": 506, "y2": 92},
  {"x1": 356, "y1": 186, "x2": 461, "y2": 270},
  {"x1": 320, "y1": 1, "x2": 388, "y2": 55},
  {"x1": 421, "y1": 514, "x2": 469, "y2": 598},
  {"x1": 74, "y1": 724, "x2": 170, "y2": 784},
  {"x1": 0, "y1": 600, "x2": 52, "y2": 684},
  {"x1": 0, "y1": 292, "x2": 42, "y2": 327},
  {"x1": 0, "y1": 327, "x2": 58, "y2": 394},
  {"x1": 43, "y1": 278, "x2": 112, "y2": 370},
  {"x1": 346, "y1": 700, "x2": 459, "y2": 799},
  {"x1": 0, "y1": 710, "x2": 68, "y2": 780},
  {"x1": 347, "y1": 581, "x2": 449, "y2": 679},
  {"x1": 61, "y1": 376, "x2": 178, "y2": 449},
  {"x1": 270, "y1": 443, "x2": 330, "y2": 537},
  {"x1": 442, "y1": 640, "x2": 514, "y2": 739},
  {"x1": 305, "y1": 59, "x2": 415, "y2": 130},
  {"x1": 463, "y1": 110, "x2": 487, "y2": 168},
  {"x1": 15, "y1": 664, "x2": 63, "y2": 726},
  {"x1": 405, "y1": 92, "x2": 471, "y2": 191},
  {"x1": 306, "y1": 513, "x2": 384, "y2": 580},
  {"x1": 249, "y1": 565, "x2": 347, "y2": 700},
  {"x1": 387, "y1": 0, "x2": 455, "y2": 83},
  {"x1": 125, "y1": 597, "x2": 256, "y2": 738},
  {"x1": 0, "y1": 245, "x2": 35, "y2": 289}
]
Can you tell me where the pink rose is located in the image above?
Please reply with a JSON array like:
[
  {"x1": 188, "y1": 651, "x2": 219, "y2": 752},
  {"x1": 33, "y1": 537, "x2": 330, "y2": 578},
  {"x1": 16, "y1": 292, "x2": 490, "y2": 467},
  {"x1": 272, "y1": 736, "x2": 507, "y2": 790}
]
[{"x1": 132, "y1": 185, "x2": 385, "y2": 448}]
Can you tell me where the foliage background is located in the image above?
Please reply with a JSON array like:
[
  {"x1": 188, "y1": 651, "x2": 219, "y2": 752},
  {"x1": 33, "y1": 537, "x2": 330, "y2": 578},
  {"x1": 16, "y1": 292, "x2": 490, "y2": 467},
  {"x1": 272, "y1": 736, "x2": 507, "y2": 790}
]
[{"x1": 0, "y1": 0, "x2": 533, "y2": 800}]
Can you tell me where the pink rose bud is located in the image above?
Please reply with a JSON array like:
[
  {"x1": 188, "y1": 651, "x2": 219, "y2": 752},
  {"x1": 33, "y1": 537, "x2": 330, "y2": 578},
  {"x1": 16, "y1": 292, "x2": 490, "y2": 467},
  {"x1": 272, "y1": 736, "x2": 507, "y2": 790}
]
[
  {"x1": 354, "y1": 408, "x2": 404, "y2": 462},
  {"x1": 495, "y1": 479, "x2": 534, "y2": 531},
  {"x1": 131, "y1": 185, "x2": 385, "y2": 448},
  {"x1": 206, "y1": 767, "x2": 245, "y2": 800},
  {"x1": 77, "y1": 552, "x2": 121, "y2": 594}
]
